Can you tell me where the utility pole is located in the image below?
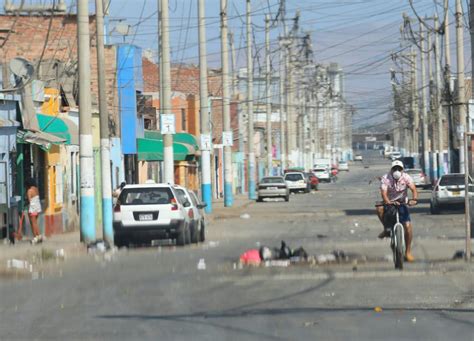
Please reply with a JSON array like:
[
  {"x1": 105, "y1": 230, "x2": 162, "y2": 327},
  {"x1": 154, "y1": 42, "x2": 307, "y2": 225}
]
[
  {"x1": 221, "y1": 0, "x2": 233, "y2": 207},
  {"x1": 428, "y1": 27, "x2": 438, "y2": 181},
  {"x1": 198, "y1": 0, "x2": 212, "y2": 212},
  {"x1": 434, "y1": 16, "x2": 444, "y2": 177},
  {"x1": 95, "y1": 0, "x2": 113, "y2": 246},
  {"x1": 456, "y1": 0, "x2": 466, "y2": 172},
  {"x1": 77, "y1": 0, "x2": 95, "y2": 244},
  {"x1": 286, "y1": 36, "x2": 294, "y2": 166},
  {"x1": 420, "y1": 24, "x2": 430, "y2": 180},
  {"x1": 411, "y1": 47, "x2": 419, "y2": 157},
  {"x1": 160, "y1": 0, "x2": 174, "y2": 184},
  {"x1": 230, "y1": 32, "x2": 245, "y2": 194},
  {"x1": 246, "y1": 0, "x2": 256, "y2": 199},
  {"x1": 444, "y1": 0, "x2": 454, "y2": 172},
  {"x1": 265, "y1": 15, "x2": 272, "y2": 176},
  {"x1": 229, "y1": 31, "x2": 238, "y2": 97},
  {"x1": 279, "y1": 39, "x2": 287, "y2": 172}
]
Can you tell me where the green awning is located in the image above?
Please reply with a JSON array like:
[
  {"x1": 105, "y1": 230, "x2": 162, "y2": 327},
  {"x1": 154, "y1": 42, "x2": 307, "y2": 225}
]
[
  {"x1": 144, "y1": 130, "x2": 199, "y2": 151},
  {"x1": 37, "y1": 113, "x2": 78, "y2": 145},
  {"x1": 137, "y1": 138, "x2": 195, "y2": 161}
]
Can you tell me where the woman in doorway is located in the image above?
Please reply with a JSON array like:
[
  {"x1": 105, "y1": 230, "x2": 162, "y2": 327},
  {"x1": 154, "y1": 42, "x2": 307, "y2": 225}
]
[{"x1": 25, "y1": 178, "x2": 43, "y2": 244}]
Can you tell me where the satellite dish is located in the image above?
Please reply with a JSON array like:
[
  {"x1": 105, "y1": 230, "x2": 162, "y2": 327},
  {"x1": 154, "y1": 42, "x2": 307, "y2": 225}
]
[{"x1": 9, "y1": 57, "x2": 34, "y2": 83}]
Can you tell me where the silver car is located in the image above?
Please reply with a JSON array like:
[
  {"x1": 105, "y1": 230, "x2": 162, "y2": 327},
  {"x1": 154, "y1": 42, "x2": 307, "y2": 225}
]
[
  {"x1": 430, "y1": 173, "x2": 474, "y2": 214},
  {"x1": 257, "y1": 176, "x2": 290, "y2": 202},
  {"x1": 405, "y1": 169, "x2": 428, "y2": 189}
]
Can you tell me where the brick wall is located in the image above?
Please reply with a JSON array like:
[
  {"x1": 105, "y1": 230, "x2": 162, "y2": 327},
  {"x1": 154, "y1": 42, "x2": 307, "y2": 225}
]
[
  {"x1": 142, "y1": 57, "x2": 222, "y2": 97},
  {"x1": 0, "y1": 14, "x2": 119, "y2": 136}
]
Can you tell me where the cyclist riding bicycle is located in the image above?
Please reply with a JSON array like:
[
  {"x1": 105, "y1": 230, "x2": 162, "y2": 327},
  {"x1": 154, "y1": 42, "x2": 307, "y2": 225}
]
[{"x1": 375, "y1": 160, "x2": 418, "y2": 262}]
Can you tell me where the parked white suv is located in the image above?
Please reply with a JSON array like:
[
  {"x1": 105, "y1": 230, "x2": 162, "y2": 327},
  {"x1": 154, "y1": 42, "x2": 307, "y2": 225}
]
[
  {"x1": 284, "y1": 172, "x2": 308, "y2": 193},
  {"x1": 313, "y1": 167, "x2": 331, "y2": 182},
  {"x1": 174, "y1": 186, "x2": 207, "y2": 243},
  {"x1": 113, "y1": 183, "x2": 192, "y2": 246}
]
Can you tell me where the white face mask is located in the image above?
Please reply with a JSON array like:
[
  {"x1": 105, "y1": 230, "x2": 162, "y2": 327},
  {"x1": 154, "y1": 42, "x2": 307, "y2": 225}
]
[{"x1": 392, "y1": 170, "x2": 402, "y2": 180}]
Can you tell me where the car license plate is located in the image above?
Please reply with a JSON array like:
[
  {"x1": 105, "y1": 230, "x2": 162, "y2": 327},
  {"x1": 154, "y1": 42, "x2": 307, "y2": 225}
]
[
  {"x1": 139, "y1": 214, "x2": 153, "y2": 221},
  {"x1": 452, "y1": 191, "x2": 460, "y2": 196},
  {"x1": 268, "y1": 187, "x2": 277, "y2": 190}
]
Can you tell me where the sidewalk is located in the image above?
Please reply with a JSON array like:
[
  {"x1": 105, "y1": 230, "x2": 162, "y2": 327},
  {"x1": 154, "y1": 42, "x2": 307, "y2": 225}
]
[
  {"x1": 0, "y1": 195, "x2": 254, "y2": 272},
  {"x1": 209, "y1": 194, "x2": 254, "y2": 221}
]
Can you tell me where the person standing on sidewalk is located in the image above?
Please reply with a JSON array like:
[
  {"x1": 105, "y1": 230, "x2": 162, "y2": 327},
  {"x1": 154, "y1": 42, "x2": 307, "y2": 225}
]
[{"x1": 24, "y1": 178, "x2": 43, "y2": 244}]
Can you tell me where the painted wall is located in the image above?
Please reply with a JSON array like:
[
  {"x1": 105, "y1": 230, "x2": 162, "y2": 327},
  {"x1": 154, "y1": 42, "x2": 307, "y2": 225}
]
[
  {"x1": 117, "y1": 44, "x2": 143, "y2": 154},
  {"x1": 110, "y1": 137, "x2": 125, "y2": 190}
]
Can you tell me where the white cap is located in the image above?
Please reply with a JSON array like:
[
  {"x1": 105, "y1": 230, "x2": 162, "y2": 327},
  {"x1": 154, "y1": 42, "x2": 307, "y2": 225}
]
[{"x1": 391, "y1": 160, "x2": 404, "y2": 170}]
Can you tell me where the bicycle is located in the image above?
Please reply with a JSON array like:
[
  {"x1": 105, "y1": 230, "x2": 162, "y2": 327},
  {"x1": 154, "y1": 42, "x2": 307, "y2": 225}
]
[{"x1": 384, "y1": 203, "x2": 406, "y2": 270}]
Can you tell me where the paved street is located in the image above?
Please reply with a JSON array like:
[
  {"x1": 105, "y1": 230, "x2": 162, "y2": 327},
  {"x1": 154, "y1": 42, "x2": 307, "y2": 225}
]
[{"x1": 1, "y1": 151, "x2": 473, "y2": 340}]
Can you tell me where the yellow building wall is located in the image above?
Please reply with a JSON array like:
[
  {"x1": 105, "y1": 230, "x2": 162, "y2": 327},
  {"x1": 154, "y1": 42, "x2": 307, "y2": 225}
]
[
  {"x1": 45, "y1": 145, "x2": 62, "y2": 215},
  {"x1": 41, "y1": 88, "x2": 60, "y2": 115}
]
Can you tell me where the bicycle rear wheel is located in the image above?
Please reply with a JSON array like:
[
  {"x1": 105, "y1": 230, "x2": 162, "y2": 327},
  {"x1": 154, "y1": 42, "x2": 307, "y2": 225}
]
[{"x1": 394, "y1": 224, "x2": 404, "y2": 270}]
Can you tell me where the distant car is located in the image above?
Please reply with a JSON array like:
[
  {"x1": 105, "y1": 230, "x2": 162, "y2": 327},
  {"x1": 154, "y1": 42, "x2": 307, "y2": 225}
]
[
  {"x1": 174, "y1": 186, "x2": 207, "y2": 243},
  {"x1": 338, "y1": 161, "x2": 349, "y2": 171},
  {"x1": 354, "y1": 154, "x2": 363, "y2": 161},
  {"x1": 257, "y1": 176, "x2": 290, "y2": 202},
  {"x1": 430, "y1": 173, "x2": 474, "y2": 214},
  {"x1": 113, "y1": 183, "x2": 192, "y2": 247},
  {"x1": 390, "y1": 152, "x2": 402, "y2": 161},
  {"x1": 313, "y1": 167, "x2": 331, "y2": 182},
  {"x1": 284, "y1": 172, "x2": 309, "y2": 193},
  {"x1": 405, "y1": 169, "x2": 428, "y2": 189}
]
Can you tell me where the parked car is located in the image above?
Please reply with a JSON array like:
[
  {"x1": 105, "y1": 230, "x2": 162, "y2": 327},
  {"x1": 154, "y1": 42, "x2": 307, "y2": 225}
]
[
  {"x1": 284, "y1": 172, "x2": 309, "y2": 193},
  {"x1": 390, "y1": 151, "x2": 402, "y2": 161},
  {"x1": 174, "y1": 186, "x2": 207, "y2": 243},
  {"x1": 113, "y1": 183, "x2": 192, "y2": 247},
  {"x1": 307, "y1": 172, "x2": 319, "y2": 190},
  {"x1": 338, "y1": 161, "x2": 349, "y2": 171},
  {"x1": 430, "y1": 173, "x2": 474, "y2": 214},
  {"x1": 257, "y1": 176, "x2": 290, "y2": 201},
  {"x1": 354, "y1": 154, "x2": 363, "y2": 161},
  {"x1": 313, "y1": 167, "x2": 331, "y2": 182},
  {"x1": 405, "y1": 168, "x2": 428, "y2": 189}
]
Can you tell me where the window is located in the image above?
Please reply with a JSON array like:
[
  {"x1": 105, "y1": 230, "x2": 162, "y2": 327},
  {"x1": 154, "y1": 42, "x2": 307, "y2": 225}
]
[
  {"x1": 181, "y1": 108, "x2": 186, "y2": 131},
  {"x1": 261, "y1": 177, "x2": 285, "y2": 184},
  {"x1": 175, "y1": 188, "x2": 188, "y2": 205},
  {"x1": 284, "y1": 173, "x2": 304, "y2": 181},
  {"x1": 119, "y1": 187, "x2": 174, "y2": 205},
  {"x1": 55, "y1": 165, "x2": 63, "y2": 204}
]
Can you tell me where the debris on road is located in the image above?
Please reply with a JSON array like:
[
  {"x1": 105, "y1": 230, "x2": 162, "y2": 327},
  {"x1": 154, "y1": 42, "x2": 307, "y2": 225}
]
[
  {"x1": 55, "y1": 249, "x2": 65, "y2": 259},
  {"x1": 87, "y1": 240, "x2": 108, "y2": 254},
  {"x1": 197, "y1": 258, "x2": 206, "y2": 270},
  {"x1": 240, "y1": 213, "x2": 251, "y2": 219},
  {"x1": 208, "y1": 241, "x2": 219, "y2": 248},
  {"x1": 239, "y1": 249, "x2": 261, "y2": 266},
  {"x1": 7, "y1": 259, "x2": 29, "y2": 270},
  {"x1": 264, "y1": 260, "x2": 290, "y2": 267},
  {"x1": 411, "y1": 317, "x2": 417, "y2": 323}
]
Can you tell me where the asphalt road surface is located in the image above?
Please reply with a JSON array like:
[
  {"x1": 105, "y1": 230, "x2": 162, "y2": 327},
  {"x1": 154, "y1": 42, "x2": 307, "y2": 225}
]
[{"x1": 1, "y1": 150, "x2": 473, "y2": 340}]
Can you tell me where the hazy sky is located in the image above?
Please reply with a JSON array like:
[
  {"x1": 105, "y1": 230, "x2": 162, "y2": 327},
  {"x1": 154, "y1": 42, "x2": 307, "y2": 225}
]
[{"x1": 5, "y1": 0, "x2": 472, "y2": 129}]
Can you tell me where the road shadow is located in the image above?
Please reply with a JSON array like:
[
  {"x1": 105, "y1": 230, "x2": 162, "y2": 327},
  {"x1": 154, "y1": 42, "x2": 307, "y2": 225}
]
[
  {"x1": 96, "y1": 306, "x2": 474, "y2": 325},
  {"x1": 344, "y1": 207, "x2": 429, "y2": 216}
]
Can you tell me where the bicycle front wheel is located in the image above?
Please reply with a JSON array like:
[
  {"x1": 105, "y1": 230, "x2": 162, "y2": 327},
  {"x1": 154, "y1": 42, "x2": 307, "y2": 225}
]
[{"x1": 394, "y1": 224, "x2": 404, "y2": 270}]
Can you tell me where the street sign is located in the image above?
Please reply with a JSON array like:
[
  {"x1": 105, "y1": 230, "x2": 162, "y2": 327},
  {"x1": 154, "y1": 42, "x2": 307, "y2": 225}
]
[
  {"x1": 160, "y1": 114, "x2": 175, "y2": 134},
  {"x1": 200, "y1": 134, "x2": 212, "y2": 151},
  {"x1": 223, "y1": 131, "x2": 233, "y2": 146}
]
